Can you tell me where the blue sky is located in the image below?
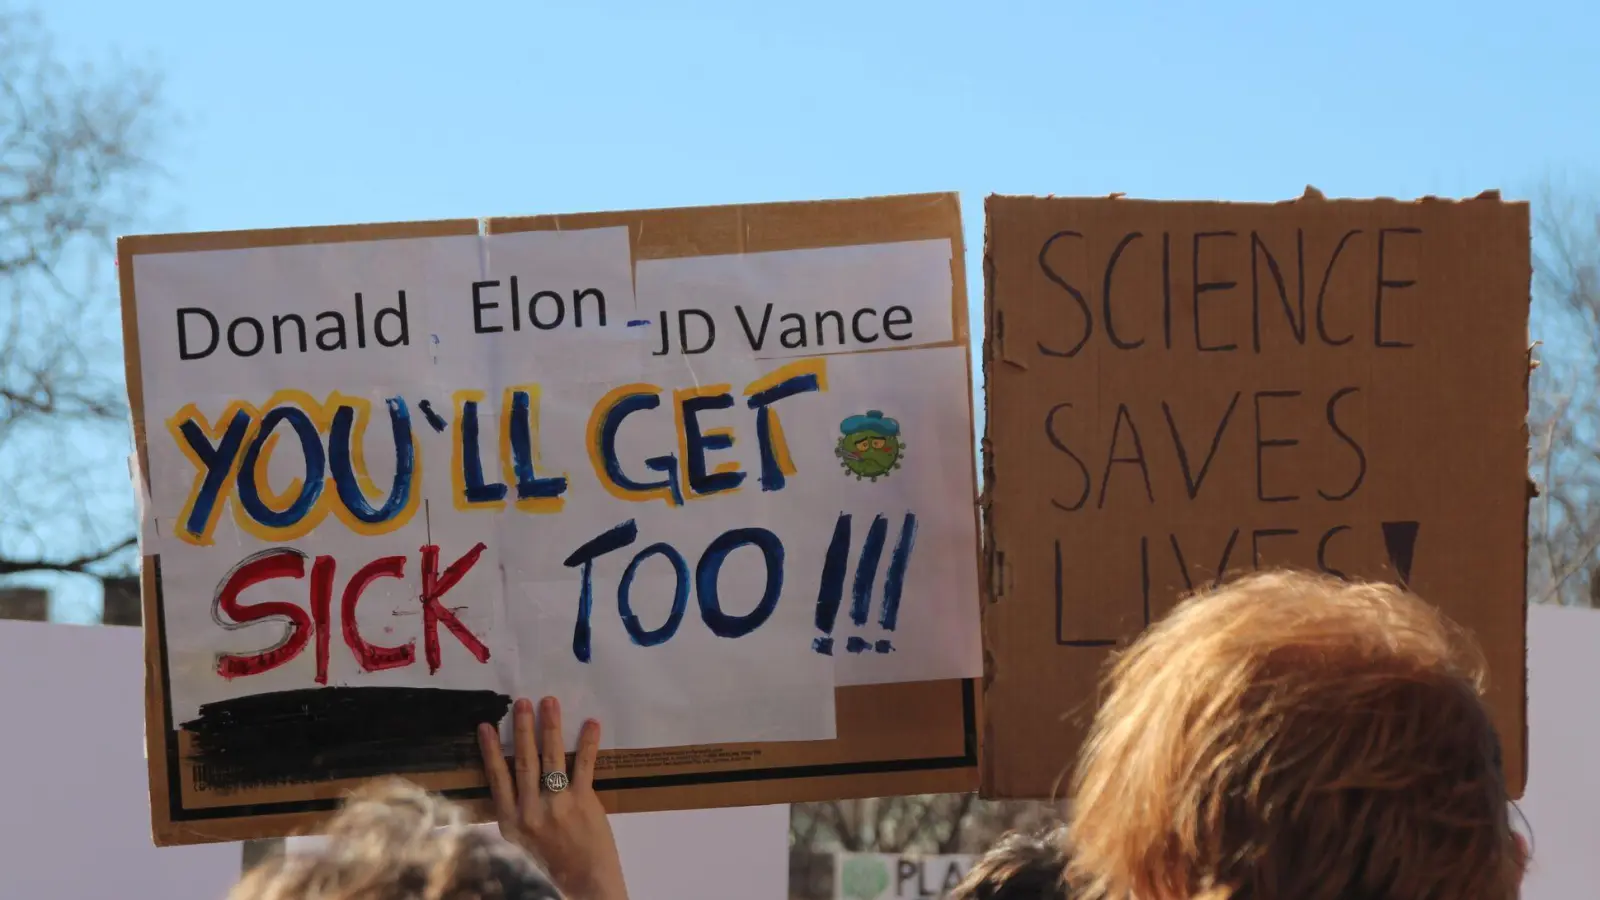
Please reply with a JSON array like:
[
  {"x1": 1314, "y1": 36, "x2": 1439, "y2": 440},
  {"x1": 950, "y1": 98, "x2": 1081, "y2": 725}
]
[
  {"x1": 26, "y1": 0, "x2": 1600, "y2": 620},
  {"x1": 47, "y1": 0, "x2": 1598, "y2": 225}
]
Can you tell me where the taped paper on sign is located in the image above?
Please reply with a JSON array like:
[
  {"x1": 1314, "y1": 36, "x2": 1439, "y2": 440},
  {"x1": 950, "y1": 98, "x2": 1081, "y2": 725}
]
[
  {"x1": 635, "y1": 240, "x2": 955, "y2": 361},
  {"x1": 432, "y1": 227, "x2": 645, "y2": 389},
  {"x1": 133, "y1": 227, "x2": 866, "y2": 754},
  {"x1": 133, "y1": 234, "x2": 479, "y2": 405}
]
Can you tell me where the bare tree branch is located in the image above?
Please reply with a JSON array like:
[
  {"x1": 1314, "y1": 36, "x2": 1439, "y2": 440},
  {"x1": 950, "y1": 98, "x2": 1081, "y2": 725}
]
[
  {"x1": 0, "y1": 8, "x2": 165, "y2": 584},
  {"x1": 1528, "y1": 177, "x2": 1600, "y2": 606},
  {"x1": 936, "y1": 794, "x2": 977, "y2": 854},
  {"x1": 790, "y1": 794, "x2": 1060, "y2": 858},
  {"x1": 0, "y1": 534, "x2": 135, "y2": 576}
]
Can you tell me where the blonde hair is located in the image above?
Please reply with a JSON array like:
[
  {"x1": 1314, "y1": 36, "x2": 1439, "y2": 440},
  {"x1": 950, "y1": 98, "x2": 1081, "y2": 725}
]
[
  {"x1": 230, "y1": 779, "x2": 558, "y2": 900},
  {"x1": 1065, "y1": 570, "x2": 1520, "y2": 900}
]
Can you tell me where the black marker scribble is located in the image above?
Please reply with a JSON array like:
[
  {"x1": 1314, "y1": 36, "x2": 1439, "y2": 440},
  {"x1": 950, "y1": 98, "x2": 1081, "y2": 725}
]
[{"x1": 180, "y1": 686, "x2": 511, "y2": 792}]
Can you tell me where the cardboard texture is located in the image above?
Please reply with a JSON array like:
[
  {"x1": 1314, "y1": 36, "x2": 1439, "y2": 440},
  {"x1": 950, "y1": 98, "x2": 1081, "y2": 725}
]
[
  {"x1": 980, "y1": 192, "x2": 1530, "y2": 800},
  {"x1": 121, "y1": 193, "x2": 979, "y2": 846}
]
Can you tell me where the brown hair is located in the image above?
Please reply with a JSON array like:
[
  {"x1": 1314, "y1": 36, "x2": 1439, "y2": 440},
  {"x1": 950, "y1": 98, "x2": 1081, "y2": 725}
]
[
  {"x1": 229, "y1": 779, "x2": 560, "y2": 900},
  {"x1": 1065, "y1": 570, "x2": 1521, "y2": 900},
  {"x1": 949, "y1": 825, "x2": 1074, "y2": 900}
]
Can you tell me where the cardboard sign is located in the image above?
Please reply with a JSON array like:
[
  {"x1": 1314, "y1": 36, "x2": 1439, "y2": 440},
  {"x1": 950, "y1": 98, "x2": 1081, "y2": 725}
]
[
  {"x1": 980, "y1": 192, "x2": 1530, "y2": 799},
  {"x1": 121, "y1": 193, "x2": 981, "y2": 846}
]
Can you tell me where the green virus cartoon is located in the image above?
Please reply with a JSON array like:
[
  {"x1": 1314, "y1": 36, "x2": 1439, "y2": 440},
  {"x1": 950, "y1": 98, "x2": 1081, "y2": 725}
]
[{"x1": 835, "y1": 410, "x2": 905, "y2": 482}]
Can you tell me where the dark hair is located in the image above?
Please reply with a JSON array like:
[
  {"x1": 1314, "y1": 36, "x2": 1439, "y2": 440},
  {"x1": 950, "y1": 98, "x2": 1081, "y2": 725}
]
[
  {"x1": 229, "y1": 779, "x2": 560, "y2": 900},
  {"x1": 947, "y1": 826, "x2": 1072, "y2": 900}
]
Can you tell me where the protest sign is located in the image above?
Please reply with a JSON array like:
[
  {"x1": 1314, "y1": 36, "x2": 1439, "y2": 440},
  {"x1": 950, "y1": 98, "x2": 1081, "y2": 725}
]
[
  {"x1": 834, "y1": 853, "x2": 976, "y2": 900},
  {"x1": 980, "y1": 191, "x2": 1531, "y2": 799},
  {"x1": 122, "y1": 193, "x2": 982, "y2": 845}
]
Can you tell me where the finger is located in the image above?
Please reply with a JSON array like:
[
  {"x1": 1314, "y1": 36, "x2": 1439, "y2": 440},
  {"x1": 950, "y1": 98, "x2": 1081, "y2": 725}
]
[
  {"x1": 573, "y1": 718, "x2": 600, "y2": 789},
  {"x1": 512, "y1": 698, "x2": 539, "y2": 811},
  {"x1": 538, "y1": 695, "x2": 566, "y2": 775},
  {"x1": 477, "y1": 722, "x2": 518, "y2": 826}
]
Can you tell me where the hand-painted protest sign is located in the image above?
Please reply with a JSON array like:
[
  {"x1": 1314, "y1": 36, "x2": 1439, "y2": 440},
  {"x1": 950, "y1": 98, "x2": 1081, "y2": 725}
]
[
  {"x1": 123, "y1": 194, "x2": 982, "y2": 845},
  {"x1": 981, "y1": 191, "x2": 1531, "y2": 800}
]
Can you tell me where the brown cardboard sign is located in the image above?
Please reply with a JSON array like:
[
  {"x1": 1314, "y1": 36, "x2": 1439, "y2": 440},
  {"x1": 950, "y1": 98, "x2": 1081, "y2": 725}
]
[
  {"x1": 122, "y1": 193, "x2": 980, "y2": 846},
  {"x1": 980, "y1": 192, "x2": 1530, "y2": 800}
]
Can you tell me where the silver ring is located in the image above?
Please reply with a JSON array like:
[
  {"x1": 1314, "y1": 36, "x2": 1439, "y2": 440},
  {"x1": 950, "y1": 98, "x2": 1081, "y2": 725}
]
[{"x1": 542, "y1": 770, "x2": 570, "y2": 793}]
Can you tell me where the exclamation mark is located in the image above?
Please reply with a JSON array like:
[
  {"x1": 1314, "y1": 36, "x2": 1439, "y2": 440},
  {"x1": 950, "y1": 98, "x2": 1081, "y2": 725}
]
[
  {"x1": 874, "y1": 513, "x2": 918, "y2": 653},
  {"x1": 844, "y1": 515, "x2": 891, "y2": 654},
  {"x1": 813, "y1": 512, "x2": 920, "y2": 655},
  {"x1": 813, "y1": 514, "x2": 852, "y2": 655}
]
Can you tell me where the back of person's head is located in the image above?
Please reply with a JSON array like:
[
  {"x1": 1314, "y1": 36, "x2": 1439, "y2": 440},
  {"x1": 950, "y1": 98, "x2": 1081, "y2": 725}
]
[
  {"x1": 229, "y1": 779, "x2": 560, "y2": 900},
  {"x1": 948, "y1": 825, "x2": 1074, "y2": 899},
  {"x1": 1065, "y1": 570, "x2": 1521, "y2": 900}
]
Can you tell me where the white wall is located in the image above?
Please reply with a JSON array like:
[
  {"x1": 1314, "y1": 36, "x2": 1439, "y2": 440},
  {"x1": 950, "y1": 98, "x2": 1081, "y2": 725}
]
[
  {"x1": 611, "y1": 804, "x2": 790, "y2": 899},
  {"x1": 1518, "y1": 603, "x2": 1600, "y2": 899},
  {"x1": 0, "y1": 619, "x2": 242, "y2": 899}
]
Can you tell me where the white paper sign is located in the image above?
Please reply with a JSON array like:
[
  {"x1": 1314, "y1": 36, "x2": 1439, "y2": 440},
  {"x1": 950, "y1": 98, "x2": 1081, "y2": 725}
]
[
  {"x1": 835, "y1": 853, "x2": 977, "y2": 900},
  {"x1": 128, "y1": 226, "x2": 979, "y2": 770},
  {"x1": 635, "y1": 240, "x2": 954, "y2": 361}
]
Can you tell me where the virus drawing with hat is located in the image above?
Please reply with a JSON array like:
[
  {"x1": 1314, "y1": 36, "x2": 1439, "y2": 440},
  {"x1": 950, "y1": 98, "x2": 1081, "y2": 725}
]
[{"x1": 835, "y1": 410, "x2": 904, "y2": 481}]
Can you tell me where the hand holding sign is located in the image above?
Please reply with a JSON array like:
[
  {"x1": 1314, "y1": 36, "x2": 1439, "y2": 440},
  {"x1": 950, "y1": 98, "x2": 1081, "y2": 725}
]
[{"x1": 479, "y1": 698, "x2": 629, "y2": 900}]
